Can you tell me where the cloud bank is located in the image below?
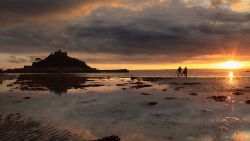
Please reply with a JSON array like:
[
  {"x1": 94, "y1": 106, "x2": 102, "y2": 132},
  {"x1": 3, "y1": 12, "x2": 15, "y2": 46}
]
[{"x1": 0, "y1": 0, "x2": 249, "y2": 68}]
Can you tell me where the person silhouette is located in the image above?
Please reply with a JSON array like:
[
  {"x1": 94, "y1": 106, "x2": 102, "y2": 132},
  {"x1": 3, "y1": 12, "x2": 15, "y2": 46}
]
[
  {"x1": 183, "y1": 67, "x2": 188, "y2": 78},
  {"x1": 177, "y1": 66, "x2": 182, "y2": 78},
  {"x1": 0, "y1": 68, "x2": 3, "y2": 76}
]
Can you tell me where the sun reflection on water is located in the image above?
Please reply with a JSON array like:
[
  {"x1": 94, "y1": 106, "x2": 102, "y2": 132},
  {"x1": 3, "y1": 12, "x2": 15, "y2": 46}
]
[{"x1": 229, "y1": 71, "x2": 234, "y2": 82}]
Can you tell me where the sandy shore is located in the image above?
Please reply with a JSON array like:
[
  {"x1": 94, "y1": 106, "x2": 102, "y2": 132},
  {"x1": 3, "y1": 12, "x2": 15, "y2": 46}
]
[{"x1": 0, "y1": 74, "x2": 250, "y2": 141}]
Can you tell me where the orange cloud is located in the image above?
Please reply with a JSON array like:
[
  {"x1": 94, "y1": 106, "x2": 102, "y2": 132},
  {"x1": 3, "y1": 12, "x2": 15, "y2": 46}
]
[
  {"x1": 229, "y1": 0, "x2": 250, "y2": 12},
  {"x1": 182, "y1": 0, "x2": 249, "y2": 12}
]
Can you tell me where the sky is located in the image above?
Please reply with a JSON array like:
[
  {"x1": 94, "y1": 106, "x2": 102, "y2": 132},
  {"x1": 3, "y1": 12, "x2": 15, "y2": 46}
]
[{"x1": 0, "y1": 0, "x2": 249, "y2": 70}]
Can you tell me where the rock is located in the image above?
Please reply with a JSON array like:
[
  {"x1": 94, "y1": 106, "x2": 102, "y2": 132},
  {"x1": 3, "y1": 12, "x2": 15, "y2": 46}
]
[
  {"x1": 246, "y1": 100, "x2": 250, "y2": 104},
  {"x1": 23, "y1": 97, "x2": 30, "y2": 99},
  {"x1": 182, "y1": 82, "x2": 202, "y2": 85},
  {"x1": 130, "y1": 84, "x2": 152, "y2": 89},
  {"x1": 207, "y1": 96, "x2": 228, "y2": 102},
  {"x1": 142, "y1": 77, "x2": 164, "y2": 82},
  {"x1": 145, "y1": 102, "x2": 158, "y2": 106},
  {"x1": 82, "y1": 84, "x2": 105, "y2": 87},
  {"x1": 155, "y1": 114, "x2": 161, "y2": 117},
  {"x1": 232, "y1": 92, "x2": 244, "y2": 95},
  {"x1": 165, "y1": 97, "x2": 176, "y2": 100},
  {"x1": 4, "y1": 50, "x2": 98, "y2": 73},
  {"x1": 201, "y1": 109, "x2": 212, "y2": 113},
  {"x1": 189, "y1": 93, "x2": 198, "y2": 96},
  {"x1": 162, "y1": 89, "x2": 167, "y2": 91},
  {"x1": 7, "y1": 84, "x2": 13, "y2": 87},
  {"x1": 116, "y1": 83, "x2": 128, "y2": 86},
  {"x1": 95, "y1": 135, "x2": 120, "y2": 141}
]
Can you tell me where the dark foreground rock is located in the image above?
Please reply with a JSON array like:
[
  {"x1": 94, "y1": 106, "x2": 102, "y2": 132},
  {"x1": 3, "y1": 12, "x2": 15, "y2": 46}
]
[
  {"x1": 246, "y1": 100, "x2": 250, "y2": 104},
  {"x1": 165, "y1": 97, "x2": 176, "y2": 100},
  {"x1": 207, "y1": 96, "x2": 228, "y2": 102},
  {"x1": 142, "y1": 77, "x2": 165, "y2": 82},
  {"x1": 182, "y1": 82, "x2": 202, "y2": 85},
  {"x1": 145, "y1": 102, "x2": 158, "y2": 106},
  {"x1": 232, "y1": 92, "x2": 244, "y2": 95},
  {"x1": 189, "y1": 93, "x2": 198, "y2": 96},
  {"x1": 23, "y1": 97, "x2": 31, "y2": 99},
  {"x1": 201, "y1": 109, "x2": 212, "y2": 113},
  {"x1": 95, "y1": 136, "x2": 120, "y2": 141}
]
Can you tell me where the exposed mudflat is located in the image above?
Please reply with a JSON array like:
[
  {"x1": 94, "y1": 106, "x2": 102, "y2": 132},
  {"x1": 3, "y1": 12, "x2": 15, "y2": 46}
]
[
  {"x1": 0, "y1": 113, "x2": 120, "y2": 141},
  {"x1": 1, "y1": 74, "x2": 250, "y2": 141}
]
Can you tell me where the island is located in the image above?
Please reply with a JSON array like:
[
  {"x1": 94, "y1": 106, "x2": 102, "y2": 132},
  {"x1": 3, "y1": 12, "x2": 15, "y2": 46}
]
[{"x1": 3, "y1": 50, "x2": 129, "y2": 73}]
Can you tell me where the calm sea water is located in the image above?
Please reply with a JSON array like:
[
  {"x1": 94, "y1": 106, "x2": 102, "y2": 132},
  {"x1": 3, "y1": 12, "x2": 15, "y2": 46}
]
[
  {"x1": 130, "y1": 69, "x2": 250, "y2": 77},
  {"x1": 42, "y1": 69, "x2": 250, "y2": 78}
]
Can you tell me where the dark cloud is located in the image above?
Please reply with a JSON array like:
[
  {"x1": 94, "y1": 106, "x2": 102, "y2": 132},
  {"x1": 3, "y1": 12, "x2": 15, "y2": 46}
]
[
  {"x1": 65, "y1": 15, "x2": 249, "y2": 57},
  {"x1": 202, "y1": 11, "x2": 250, "y2": 22},
  {"x1": 0, "y1": 0, "x2": 80, "y2": 14},
  {"x1": 0, "y1": 0, "x2": 119, "y2": 24},
  {"x1": 0, "y1": 0, "x2": 249, "y2": 65}
]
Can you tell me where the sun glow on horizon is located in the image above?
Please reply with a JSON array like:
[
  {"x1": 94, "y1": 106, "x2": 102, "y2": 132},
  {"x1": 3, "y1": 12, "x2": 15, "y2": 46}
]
[{"x1": 217, "y1": 61, "x2": 244, "y2": 69}]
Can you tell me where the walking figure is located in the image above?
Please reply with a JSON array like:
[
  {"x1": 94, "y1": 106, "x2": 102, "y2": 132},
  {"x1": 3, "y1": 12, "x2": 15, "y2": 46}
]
[
  {"x1": 177, "y1": 66, "x2": 182, "y2": 78},
  {"x1": 183, "y1": 67, "x2": 188, "y2": 78},
  {"x1": 0, "y1": 69, "x2": 3, "y2": 76}
]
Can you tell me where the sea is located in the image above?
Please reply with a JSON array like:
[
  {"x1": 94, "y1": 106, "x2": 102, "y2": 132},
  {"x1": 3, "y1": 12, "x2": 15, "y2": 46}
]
[{"x1": 26, "y1": 69, "x2": 249, "y2": 78}]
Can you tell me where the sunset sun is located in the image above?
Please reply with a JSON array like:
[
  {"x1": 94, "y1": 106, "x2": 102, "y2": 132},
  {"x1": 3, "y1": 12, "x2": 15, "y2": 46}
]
[{"x1": 218, "y1": 61, "x2": 243, "y2": 69}]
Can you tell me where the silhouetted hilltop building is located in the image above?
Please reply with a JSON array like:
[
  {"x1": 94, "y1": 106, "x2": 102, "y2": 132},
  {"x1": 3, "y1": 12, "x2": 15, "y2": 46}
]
[
  {"x1": 5, "y1": 50, "x2": 98, "y2": 73},
  {"x1": 32, "y1": 50, "x2": 93, "y2": 71},
  {"x1": 4, "y1": 50, "x2": 129, "y2": 73}
]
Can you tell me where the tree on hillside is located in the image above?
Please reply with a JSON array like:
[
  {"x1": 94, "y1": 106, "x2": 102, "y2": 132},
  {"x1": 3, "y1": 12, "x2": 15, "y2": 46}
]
[{"x1": 35, "y1": 58, "x2": 42, "y2": 63}]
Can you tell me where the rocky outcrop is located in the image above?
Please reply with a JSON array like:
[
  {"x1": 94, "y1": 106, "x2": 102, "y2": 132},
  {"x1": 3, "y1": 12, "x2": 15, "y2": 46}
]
[
  {"x1": 4, "y1": 50, "x2": 129, "y2": 73},
  {"x1": 5, "y1": 50, "x2": 97, "y2": 73}
]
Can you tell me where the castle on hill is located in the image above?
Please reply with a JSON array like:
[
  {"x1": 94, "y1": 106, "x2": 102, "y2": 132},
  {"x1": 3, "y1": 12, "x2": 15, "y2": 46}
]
[
  {"x1": 6, "y1": 50, "x2": 97, "y2": 73},
  {"x1": 52, "y1": 50, "x2": 67, "y2": 56},
  {"x1": 4, "y1": 50, "x2": 129, "y2": 73}
]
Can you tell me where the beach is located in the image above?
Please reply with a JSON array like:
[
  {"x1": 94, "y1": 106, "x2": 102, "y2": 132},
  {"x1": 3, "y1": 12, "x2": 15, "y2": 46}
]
[
  {"x1": 1, "y1": 0, "x2": 249, "y2": 140},
  {"x1": 1, "y1": 71, "x2": 250, "y2": 141}
]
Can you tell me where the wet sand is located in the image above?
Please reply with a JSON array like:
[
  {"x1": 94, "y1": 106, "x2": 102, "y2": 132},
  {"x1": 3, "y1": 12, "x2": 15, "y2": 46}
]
[{"x1": 1, "y1": 74, "x2": 250, "y2": 141}]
